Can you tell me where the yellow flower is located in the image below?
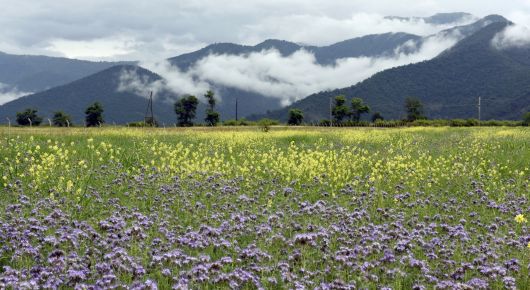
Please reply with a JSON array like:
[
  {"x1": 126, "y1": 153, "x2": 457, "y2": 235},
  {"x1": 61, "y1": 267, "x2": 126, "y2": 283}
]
[
  {"x1": 515, "y1": 214, "x2": 527, "y2": 224},
  {"x1": 527, "y1": 242, "x2": 530, "y2": 249},
  {"x1": 66, "y1": 180, "x2": 74, "y2": 191}
]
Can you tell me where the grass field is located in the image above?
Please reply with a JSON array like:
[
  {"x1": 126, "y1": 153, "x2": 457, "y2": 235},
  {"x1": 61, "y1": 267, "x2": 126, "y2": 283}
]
[{"x1": 0, "y1": 127, "x2": 529, "y2": 289}]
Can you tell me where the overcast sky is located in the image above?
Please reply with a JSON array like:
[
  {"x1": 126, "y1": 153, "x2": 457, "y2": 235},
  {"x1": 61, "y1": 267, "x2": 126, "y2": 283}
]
[{"x1": 1, "y1": 0, "x2": 530, "y2": 61}]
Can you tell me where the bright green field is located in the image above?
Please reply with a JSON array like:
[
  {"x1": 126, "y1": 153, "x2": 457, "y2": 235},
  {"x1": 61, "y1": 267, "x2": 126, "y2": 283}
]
[{"x1": 0, "y1": 127, "x2": 529, "y2": 289}]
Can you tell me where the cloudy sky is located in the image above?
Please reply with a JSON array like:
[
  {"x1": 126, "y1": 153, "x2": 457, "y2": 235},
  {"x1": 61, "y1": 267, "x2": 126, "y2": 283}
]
[{"x1": 1, "y1": 0, "x2": 530, "y2": 61}]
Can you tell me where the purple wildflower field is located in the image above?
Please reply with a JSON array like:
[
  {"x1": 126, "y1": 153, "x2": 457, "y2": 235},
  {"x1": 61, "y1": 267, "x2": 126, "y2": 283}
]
[{"x1": 0, "y1": 127, "x2": 529, "y2": 289}]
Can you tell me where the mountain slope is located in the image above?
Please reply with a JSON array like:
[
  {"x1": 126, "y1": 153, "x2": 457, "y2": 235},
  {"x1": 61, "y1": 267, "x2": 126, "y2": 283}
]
[{"x1": 258, "y1": 21, "x2": 530, "y2": 121}]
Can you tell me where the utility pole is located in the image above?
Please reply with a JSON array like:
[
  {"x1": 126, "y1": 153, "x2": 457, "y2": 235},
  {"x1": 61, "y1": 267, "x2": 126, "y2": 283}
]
[
  {"x1": 478, "y1": 96, "x2": 481, "y2": 124},
  {"x1": 6, "y1": 117, "x2": 10, "y2": 127},
  {"x1": 144, "y1": 91, "x2": 155, "y2": 127},
  {"x1": 235, "y1": 98, "x2": 238, "y2": 121},
  {"x1": 329, "y1": 96, "x2": 333, "y2": 127}
]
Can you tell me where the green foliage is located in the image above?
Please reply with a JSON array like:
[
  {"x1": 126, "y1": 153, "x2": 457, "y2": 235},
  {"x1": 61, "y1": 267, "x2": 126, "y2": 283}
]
[
  {"x1": 205, "y1": 110, "x2": 220, "y2": 126},
  {"x1": 127, "y1": 121, "x2": 150, "y2": 127},
  {"x1": 223, "y1": 118, "x2": 254, "y2": 126},
  {"x1": 52, "y1": 111, "x2": 72, "y2": 127},
  {"x1": 257, "y1": 118, "x2": 279, "y2": 132},
  {"x1": 287, "y1": 109, "x2": 304, "y2": 126},
  {"x1": 85, "y1": 102, "x2": 104, "y2": 127},
  {"x1": 523, "y1": 112, "x2": 530, "y2": 126},
  {"x1": 404, "y1": 97, "x2": 425, "y2": 122},
  {"x1": 449, "y1": 119, "x2": 480, "y2": 127},
  {"x1": 350, "y1": 98, "x2": 370, "y2": 122},
  {"x1": 371, "y1": 112, "x2": 384, "y2": 122},
  {"x1": 319, "y1": 119, "x2": 332, "y2": 126},
  {"x1": 16, "y1": 108, "x2": 42, "y2": 126},
  {"x1": 175, "y1": 95, "x2": 199, "y2": 127},
  {"x1": 204, "y1": 91, "x2": 220, "y2": 126},
  {"x1": 332, "y1": 95, "x2": 349, "y2": 124}
]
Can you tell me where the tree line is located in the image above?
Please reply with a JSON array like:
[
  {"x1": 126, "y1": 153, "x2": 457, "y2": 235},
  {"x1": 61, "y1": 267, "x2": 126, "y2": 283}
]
[
  {"x1": 287, "y1": 96, "x2": 426, "y2": 126},
  {"x1": 15, "y1": 102, "x2": 104, "y2": 127},
  {"x1": 12, "y1": 93, "x2": 530, "y2": 127}
]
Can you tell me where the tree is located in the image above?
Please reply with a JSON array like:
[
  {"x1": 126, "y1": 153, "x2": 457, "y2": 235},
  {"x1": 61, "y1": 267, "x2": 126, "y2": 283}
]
[
  {"x1": 52, "y1": 111, "x2": 72, "y2": 127},
  {"x1": 350, "y1": 98, "x2": 370, "y2": 122},
  {"x1": 16, "y1": 108, "x2": 42, "y2": 126},
  {"x1": 204, "y1": 90, "x2": 220, "y2": 126},
  {"x1": 287, "y1": 109, "x2": 304, "y2": 125},
  {"x1": 85, "y1": 102, "x2": 104, "y2": 127},
  {"x1": 175, "y1": 95, "x2": 199, "y2": 127},
  {"x1": 371, "y1": 112, "x2": 384, "y2": 122},
  {"x1": 332, "y1": 95, "x2": 349, "y2": 124},
  {"x1": 404, "y1": 97, "x2": 425, "y2": 122},
  {"x1": 523, "y1": 112, "x2": 530, "y2": 126}
]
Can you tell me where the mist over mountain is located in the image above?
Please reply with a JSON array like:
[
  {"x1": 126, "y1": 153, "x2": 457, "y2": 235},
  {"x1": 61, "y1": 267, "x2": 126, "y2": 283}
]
[
  {"x1": 257, "y1": 20, "x2": 530, "y2": 121},
  {"x1": 0, "y1": 13, "x2": 527, "y2": 124}
]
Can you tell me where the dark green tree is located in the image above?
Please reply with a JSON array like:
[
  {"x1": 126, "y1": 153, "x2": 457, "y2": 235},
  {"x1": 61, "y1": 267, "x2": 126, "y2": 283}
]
[
  {"x1": 16, "y1": 108, "x2": 42, "y2": 126},
  {"x1": 85, "y1": 102, "x2": 104, "y2": 127},
  {"x1": 287, "y1": 109, "x2": 304, "y2": 125},
  {"x1": 523, "y1": 112, "x2": 530, "y2": 126},
  {"x1": 332, "y1": 95, "x2": 349, "y2": 124},
  {"x1": 371, "y1": 112, "x2": 384, "y2": 122},
  {"x1": 204, "y1": 90, "x2": 220, "y2": 126},
  {"x1": 404, "y1": 97, "x2": 425, "y2": 122},
  {"x1": 175, "y1": 95, "x2": 199, "y2": 127},
  {"x1": 52, "y1": 111, "x2": 72, "y2": 127},
  {"x1": 350, "y1": 97, "x2": 370, "y2": 122}
]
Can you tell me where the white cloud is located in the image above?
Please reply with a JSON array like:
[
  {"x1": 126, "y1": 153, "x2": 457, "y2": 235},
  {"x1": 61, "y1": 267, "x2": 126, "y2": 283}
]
[
  {"x1": 492, "y1": 11, "x2": 530, "y2": 49},
  {"x1": 117, "y1": 62, "x2": 211, "y2": 101},
  {"x1": 46, "y1": 36, "x2": 137, "y2": 60},
  {"x1": 119, "y1": 33, "x2": 459, "y2": 106},
  {"x1": 492, "y1": 24, "x2": 530, "y2": 48},
  {"x1": 1, "y1": 0, "x2": 521, "y2": 61},
  {"x1": 240, "y1": 13, "x2": 474, "y2": 46},
  {"x1": 0, "y1": 83, "x2": 31, "y2": 105}
]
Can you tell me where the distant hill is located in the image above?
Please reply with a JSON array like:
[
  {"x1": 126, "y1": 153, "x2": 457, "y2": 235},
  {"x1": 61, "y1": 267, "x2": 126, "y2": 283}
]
[
  {"x1": 0, "y1": 52, "x2": 129, "y2": 93},
  {"x1": 0, "y1": 65, "x2": 282, "y2": 124},
  {"x1": 257, "y1": 20, "x2": 530, "y2": 121}
]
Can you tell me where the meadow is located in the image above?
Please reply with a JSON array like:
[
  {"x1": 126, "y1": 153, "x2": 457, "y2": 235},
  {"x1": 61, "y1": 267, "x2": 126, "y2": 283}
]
[{"x1": 0, "y1": 126, "x2": 529, "y2": 289}]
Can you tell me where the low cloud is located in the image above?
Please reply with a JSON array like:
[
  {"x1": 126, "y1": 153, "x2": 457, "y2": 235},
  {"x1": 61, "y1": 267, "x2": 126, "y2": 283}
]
[
  {"x1": 117, "y1": 62, "x2": 211, "y2": 101},
  {"x1": 241, "y1": 12, "x2": 474, "y2": 46},
  {"x1": 119, "y1": 33, "x2": 459, "y2": 106},
  {"x1": 492, "y1": 24, "x2": 530, "y2": 49},
  {"x1": 0, "y1": 83, "x2": 31, "y2": 105}
]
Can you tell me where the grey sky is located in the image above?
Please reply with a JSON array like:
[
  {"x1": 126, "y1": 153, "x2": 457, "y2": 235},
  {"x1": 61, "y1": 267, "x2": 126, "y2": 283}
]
[{"x1": 0, "y1": 0, "x2": 529, "y2": 60}]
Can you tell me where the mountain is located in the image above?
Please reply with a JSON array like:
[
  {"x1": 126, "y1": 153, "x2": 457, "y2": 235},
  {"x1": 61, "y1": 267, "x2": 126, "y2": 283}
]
[
  {"x1": 169, "y1": 33, "x2": 423, "y2": 70},
  {"x1": 0, "y1": 52, "x2": 129, "y2": 93},
  {"x1": 257, "y1": 20, "x2": 530, "y2": 121},
  {"x1": 0, "y1": 65, "x2": 282, "y2": 124},
  {"x1": 168, "y1": 12, "x2": 488, "y2": 70},
  {"x1": 1, "y1": 13, "x2": 520, "y2": 124}
]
